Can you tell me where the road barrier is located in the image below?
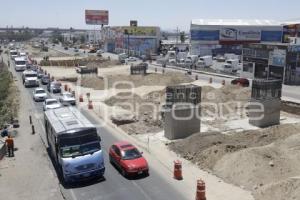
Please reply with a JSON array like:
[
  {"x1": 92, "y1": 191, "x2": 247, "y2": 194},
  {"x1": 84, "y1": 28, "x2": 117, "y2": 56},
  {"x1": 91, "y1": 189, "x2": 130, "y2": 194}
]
[
  {"x1": 173, "y1": 160, "x2": 183, "y2": 180},
  {"x1": 32, "y1": 125, "x2": 35, "y2": 135},
  {"x1": 195, "y1": 180, "x2": 206, "y2": 200},
  {"x1": 88, "y1": 100, "x2": 93, "y2": 110},
  {"x1": 0, "y1": 140, "x2": 6, "y2": 160},
  {"x1": 79, "y1": 95, "x2": 84, "y2": 102}
]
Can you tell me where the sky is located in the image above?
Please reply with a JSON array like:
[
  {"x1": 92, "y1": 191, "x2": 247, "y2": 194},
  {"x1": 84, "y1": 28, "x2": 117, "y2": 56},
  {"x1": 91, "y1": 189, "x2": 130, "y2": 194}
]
[{"x1": 0, "y1": 0, "x2": 300, "y2": 31}]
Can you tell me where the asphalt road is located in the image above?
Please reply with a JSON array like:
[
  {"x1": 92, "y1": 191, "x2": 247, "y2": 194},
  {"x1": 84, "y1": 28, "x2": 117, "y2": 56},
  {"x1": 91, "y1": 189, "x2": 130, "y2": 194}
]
[{"x1": 7, "y1": 54, "x2": 188, "y2": 200}]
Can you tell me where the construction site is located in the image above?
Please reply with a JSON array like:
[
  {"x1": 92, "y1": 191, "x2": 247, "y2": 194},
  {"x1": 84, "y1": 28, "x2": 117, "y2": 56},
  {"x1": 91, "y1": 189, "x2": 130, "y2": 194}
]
[{"x1": 29, "y1": 48, "x2": 300, "y2": 200}]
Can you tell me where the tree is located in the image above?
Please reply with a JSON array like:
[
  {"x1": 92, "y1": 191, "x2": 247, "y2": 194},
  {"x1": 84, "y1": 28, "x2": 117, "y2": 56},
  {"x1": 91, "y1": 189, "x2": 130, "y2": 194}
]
[{"x1": 180, "y1": 31, "x2": 185, "y2": 43}]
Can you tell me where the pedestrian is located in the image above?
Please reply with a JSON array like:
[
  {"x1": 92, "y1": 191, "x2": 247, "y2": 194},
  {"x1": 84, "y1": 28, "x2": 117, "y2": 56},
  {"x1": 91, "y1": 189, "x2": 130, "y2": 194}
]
[
  {"x1": 1, "y1": 126, "x2": 8, "y2": 137},
  {"x1": 5, "y1": 135, "x2": 14, "y2": 157}
]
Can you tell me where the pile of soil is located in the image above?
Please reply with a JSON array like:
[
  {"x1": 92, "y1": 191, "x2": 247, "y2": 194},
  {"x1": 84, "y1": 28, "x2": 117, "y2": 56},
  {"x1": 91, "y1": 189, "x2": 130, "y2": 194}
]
[
  {"x1": 169, "y1": 123, "x2": 300, "y2": 200},
  {"x1": 81, "y1": 72, "x2": 193, "y2": 90},
  {"x1": 105, "y1": 91, "x2": 164, "y2": 134}
]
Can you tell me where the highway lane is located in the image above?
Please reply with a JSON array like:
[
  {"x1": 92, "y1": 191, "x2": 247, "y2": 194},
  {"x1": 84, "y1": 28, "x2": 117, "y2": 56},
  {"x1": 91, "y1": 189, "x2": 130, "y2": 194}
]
[{"x1": 6, "y1": 54, "x2": 188, "y2": 200}]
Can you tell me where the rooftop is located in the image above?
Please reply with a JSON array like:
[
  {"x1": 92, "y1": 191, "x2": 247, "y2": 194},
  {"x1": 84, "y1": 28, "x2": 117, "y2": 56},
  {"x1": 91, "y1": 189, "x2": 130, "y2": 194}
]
[{"x1": 191, "y1": 19, "x2": 281, "y2": 26}]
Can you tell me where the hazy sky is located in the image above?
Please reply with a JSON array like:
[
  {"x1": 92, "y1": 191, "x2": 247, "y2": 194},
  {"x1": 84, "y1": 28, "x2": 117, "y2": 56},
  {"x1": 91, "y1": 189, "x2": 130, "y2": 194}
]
[{"x1": 0, "y1": 0, "x2": 300, "y2": 31}]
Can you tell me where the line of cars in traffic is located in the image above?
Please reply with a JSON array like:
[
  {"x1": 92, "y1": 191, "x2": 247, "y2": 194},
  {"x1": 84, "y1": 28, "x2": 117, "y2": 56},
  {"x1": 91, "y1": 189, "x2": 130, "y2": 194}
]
[{"x1": 9, "y1": 49, "x2": 149, "y2": 185}]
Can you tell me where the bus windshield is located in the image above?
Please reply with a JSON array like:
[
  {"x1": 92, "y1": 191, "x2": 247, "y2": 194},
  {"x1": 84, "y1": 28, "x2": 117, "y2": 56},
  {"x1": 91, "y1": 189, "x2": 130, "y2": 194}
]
[{"x1": 59, "y1": 133, "x2": 101, "y2": 158}]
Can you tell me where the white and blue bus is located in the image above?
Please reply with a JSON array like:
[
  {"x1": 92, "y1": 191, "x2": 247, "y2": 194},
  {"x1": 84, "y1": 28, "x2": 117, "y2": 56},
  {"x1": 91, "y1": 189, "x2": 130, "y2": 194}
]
[{"x1": 44, "y1": 107, "x2": 105, "y2": 183}]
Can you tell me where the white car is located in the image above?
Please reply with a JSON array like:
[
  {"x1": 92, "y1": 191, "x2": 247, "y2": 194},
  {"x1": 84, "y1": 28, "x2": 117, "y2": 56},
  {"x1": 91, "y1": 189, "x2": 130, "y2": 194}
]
[
  {"x1": 33, "y1": 88, "x2": 47, "y2": 102},
  {"x1": 59, "y1": 92, "x2": 76, "y2": 106},
  {"x1": 43, "y1": 99, "x2": 62, "y2": 111},
  {"x1": 125, "y1": 57, "x2": 138, "y2": 63}
]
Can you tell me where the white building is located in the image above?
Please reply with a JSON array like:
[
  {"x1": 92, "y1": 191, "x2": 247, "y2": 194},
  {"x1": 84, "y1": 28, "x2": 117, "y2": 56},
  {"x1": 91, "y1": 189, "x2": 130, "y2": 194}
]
[{"x1": 190, "y1": 19, "x2": 283, "y2": 56}]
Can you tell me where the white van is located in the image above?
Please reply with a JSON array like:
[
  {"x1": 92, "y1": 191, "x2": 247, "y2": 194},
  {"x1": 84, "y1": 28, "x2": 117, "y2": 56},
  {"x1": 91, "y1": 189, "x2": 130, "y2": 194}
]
[
  {"x1": 10, "y1": 50, "x2": 18, "y2": 59},
  {"x1": 14, "y1": 57, "x2": 27, "y2": 71}
]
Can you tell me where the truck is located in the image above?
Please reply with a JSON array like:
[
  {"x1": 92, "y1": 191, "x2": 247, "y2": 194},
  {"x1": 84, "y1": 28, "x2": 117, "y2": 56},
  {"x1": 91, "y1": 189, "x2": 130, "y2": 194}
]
[
  {"x1": 44, "y1": 107, "x2": 105, "y2": 184},
  {"x1": 118, "y1": 53, "x2": 128, "y2": 64},
  {"x1": 14, "y1": 57, "x2": 27, "y2": 71},
  {"x1": 75, "y1": 66, "x2": 98, "y2": 74},
  {"x1": 22, "y1": 70, "x2": 39, "y2": 87},
  {"x1": 225, "y1": 59, "x2": 240, "y2": 72},
  {"x1": 196, "y1": 56, "x2": 213, "y2": 68},
  {"x1": 185, "y1": 55, "x2": 199, "y2": 68}
]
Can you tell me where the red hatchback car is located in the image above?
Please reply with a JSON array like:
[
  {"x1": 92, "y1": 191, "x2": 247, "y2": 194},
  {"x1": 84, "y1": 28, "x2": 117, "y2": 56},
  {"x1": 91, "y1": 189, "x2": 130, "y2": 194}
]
[{"x1": 109, "y1": 141, "x2": 149, "y2": 177}]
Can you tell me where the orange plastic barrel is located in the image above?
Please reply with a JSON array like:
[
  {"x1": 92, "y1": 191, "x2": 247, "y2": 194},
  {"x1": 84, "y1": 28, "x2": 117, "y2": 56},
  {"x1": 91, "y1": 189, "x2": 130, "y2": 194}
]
[{"x1": 174, "y1": 160, "x2": 183, "y2": 180}]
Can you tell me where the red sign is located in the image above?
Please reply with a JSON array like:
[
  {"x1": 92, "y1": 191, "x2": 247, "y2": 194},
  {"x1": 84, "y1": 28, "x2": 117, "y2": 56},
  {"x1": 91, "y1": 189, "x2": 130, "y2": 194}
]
[{"x1": 85, "y1": 10, "x2": 109, "y2": 25}]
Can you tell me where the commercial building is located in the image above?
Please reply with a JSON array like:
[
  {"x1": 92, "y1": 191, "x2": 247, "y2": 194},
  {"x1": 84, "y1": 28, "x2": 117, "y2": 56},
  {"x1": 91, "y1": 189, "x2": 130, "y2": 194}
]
[
  {"x1": 190, "y1": 19, "x2": 283, "y2": 56},
  {"x1": 242, "y1": 42, "x2": 300, "y2": 85},
  {"x1": 101, "y1": 25, "x2": 161, "y2": 57}
]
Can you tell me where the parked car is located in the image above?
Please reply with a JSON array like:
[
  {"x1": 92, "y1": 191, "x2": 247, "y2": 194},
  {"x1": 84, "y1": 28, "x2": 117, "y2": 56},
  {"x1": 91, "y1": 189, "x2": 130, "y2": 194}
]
[
  {"x1": 47, "y1": 81, "x2": 62, "y2": 93},
  {"x1": 33, "y1": 88, "x2": 47, "y2": 102},
  {"x1": 41, "y1": 75, "x2": 50, "y2": 85},
  {"x1": 231, "y1": 78, "x2": 250, "y2": 87},
  {"x1": 125, "y1": 57, "x2": 138, "y2": 63},
  {"x1": 64, "y1": 46, "x2": 68, "y2": 50},
  {"x1": 109, "y1": 141, "x2": 149, "y2": 177},
  {"x1": 59, "y1": 92, "x2": 76, "y2": 106},
  {"x1": 43, "y1": 99, "x2": 62, "y2": 111}
]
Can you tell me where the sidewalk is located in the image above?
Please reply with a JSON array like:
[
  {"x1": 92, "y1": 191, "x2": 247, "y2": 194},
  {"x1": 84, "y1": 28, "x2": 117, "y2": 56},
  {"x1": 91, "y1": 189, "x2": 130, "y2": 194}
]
[{"x1": 0, "y1": 56, "x2": 63, "y2": 200}]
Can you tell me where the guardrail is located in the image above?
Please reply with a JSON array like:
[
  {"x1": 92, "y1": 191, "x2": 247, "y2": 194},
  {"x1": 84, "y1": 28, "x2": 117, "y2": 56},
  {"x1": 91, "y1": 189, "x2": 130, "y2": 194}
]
[{"x1": 0, "y1": 139, "x2": 6, "y2": 160}]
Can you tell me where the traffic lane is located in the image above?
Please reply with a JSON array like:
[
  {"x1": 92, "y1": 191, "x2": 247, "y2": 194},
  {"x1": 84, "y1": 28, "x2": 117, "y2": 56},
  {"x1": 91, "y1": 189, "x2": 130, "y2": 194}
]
[
  {"x1": 17, "y1": 76, "x2": 187, "y2": 199},
  {"x1": 76, "y1": 109, "x2": 187, "y2": 200}
]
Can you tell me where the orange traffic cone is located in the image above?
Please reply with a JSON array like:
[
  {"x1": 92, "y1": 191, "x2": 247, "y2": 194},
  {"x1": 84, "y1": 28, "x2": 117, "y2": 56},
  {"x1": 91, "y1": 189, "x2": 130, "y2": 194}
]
[
  {"x1": 195, "y1": 180, "x2": 206, "y2": 200},
  {"x1": 174, "y1": 160, "x2": 183, "y2": 180}
]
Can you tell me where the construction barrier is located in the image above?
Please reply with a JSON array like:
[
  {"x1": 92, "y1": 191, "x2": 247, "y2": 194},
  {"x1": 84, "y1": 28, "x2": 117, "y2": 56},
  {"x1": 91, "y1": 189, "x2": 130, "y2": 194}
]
[
  {"x1": 173, "y1": 160, "x2": 183, "y2": 180},
  {"x1": 209, "y1": 77, "x2": 212, "y2": 84},
  {"x1": 195, "y1": 180, "x2": 206, "y2": 200},
  {"x1": 195, "y1": 75, "x2": 198, "y2": 80},
  {"x1": 68, "y1": 88, "x2": 71, "y2": 93},
  {"x1": 72, "y1": 91, "x2": 76, "y2": 97},
  {"x1": 222, "y1": 80, "x2": 226, "y2": 86},
  {"x1": 0, "y1": 141, "x2": 6, "y2": 160},
  {"x1": 79, "y1": 95, "x2": 84, "y2": 102},
  {"x1": 88, "y1": 100, "x2": 93, "y2": 110},
  {"x1": 64, "y1": 84, "x2": 68, "y2": 91}
]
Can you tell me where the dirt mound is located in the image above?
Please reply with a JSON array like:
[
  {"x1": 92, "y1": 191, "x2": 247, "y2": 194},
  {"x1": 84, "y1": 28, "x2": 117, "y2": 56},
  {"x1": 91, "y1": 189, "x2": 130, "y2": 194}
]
[
  {"x1": 255, "y1": 178, "x2": 300, "y2": 200},
  {"x1": 169, "y1": 123, "x2": 300, "y2": 200},
  {"x1": 105, "y1": 91, "x2": 164, "y2": 134},
  {"x1": 80, "y1": 75, "x2": 105, "y2": 90}
]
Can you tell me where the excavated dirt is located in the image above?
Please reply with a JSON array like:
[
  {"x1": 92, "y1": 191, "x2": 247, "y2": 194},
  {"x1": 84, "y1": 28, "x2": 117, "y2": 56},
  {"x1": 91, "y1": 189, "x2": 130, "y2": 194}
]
[
  {"x1": 169, "y1": 123, "x2": 300, "y2": 200},
  {"x1": 81, "y1": 72, "x2": 194, "y2": 90}
]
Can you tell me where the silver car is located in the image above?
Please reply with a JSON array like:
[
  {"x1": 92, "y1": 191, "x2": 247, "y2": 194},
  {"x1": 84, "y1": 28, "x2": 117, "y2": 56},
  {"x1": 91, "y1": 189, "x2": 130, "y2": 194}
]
[
  {"x1": 43, "y1": 99, "x2": 62, "y2": 111},
  {"x1": 59, "y1": 92, "x2": 76, "y2": 106},
  {"x1": 33, "y1": 88, "x2": 47, "y2": 102}
]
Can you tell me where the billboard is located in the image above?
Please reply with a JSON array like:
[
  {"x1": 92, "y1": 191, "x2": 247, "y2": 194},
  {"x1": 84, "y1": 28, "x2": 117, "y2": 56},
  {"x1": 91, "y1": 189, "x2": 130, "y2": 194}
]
[
  {"x1": 190, "y1": 30, "x2": 219, "y2": 41},
  {"x1": 220, "y1": 27, "x2": 261, "y2": 41},
  {"x1": 269, "y1": 49, "x2": 286, "y2": 67},
  {"x1": 85, "y1": 10, "x2": 109, "y2": 25},
  {"x1": 122, "y1": 26, "x2": 157, "y2": 36},
  {"x1": 261, "y1": 31, "x2": 282, "y2": 42}
]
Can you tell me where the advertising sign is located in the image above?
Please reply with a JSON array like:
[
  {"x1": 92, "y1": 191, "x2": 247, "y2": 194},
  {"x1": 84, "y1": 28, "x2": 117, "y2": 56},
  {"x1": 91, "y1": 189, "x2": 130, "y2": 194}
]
[
  {"x1": 122, "y1": 27, "x2": 157, "y2": 36},
  {"x1": 130, "y1": 20, "x2": 138, "y2": 27},
  {"x1": 191, "y1": 30, "x2": 220, "y2": 41},
  {"x1": 269, "y1": 49, "x2": 286, "y2": 67},
  {"x1": 85, "y1": 10, "x2": 109, "y2": 25},
  {"x1": 220, "y1": 27, "x2": 261, "y2": 41},
  {"x1": 261, "y1": 31, "x2": 283, "y2": 42}
]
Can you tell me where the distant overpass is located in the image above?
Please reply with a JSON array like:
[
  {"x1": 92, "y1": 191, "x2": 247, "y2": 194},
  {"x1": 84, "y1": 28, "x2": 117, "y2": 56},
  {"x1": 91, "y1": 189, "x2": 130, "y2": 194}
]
[{"x1": 0, "y1": 27, "x2": 91, "y2": 32}]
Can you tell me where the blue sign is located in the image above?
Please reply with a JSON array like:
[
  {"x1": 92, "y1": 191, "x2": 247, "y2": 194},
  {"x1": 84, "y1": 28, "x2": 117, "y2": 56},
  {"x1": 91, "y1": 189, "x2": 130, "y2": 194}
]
[
  {"x1": 191, "y1": 30, "x2": 220, "y2": 41},
  {"x1": 261, "y1": 31, "x2": 282, "y2": 42}
]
